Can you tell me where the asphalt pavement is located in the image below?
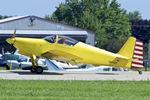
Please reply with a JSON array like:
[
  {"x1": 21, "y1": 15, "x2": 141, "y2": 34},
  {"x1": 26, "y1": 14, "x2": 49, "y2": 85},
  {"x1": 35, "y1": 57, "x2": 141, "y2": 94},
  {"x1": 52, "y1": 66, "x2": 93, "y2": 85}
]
[{"x1": 0, "y1": 70, "x2": 150, "y2": 81}]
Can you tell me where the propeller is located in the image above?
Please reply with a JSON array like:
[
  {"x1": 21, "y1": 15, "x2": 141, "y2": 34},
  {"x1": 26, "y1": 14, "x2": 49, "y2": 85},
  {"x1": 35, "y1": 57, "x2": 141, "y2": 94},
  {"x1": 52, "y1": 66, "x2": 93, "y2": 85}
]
[
  {"x1": 55, "y1": 35, "x2": 58, "y2": 43},
  {"x1": 9, "y1": 29, "x2": 16, "y2": 70},
  {"x1": 8, "y1": 29, "x2": 16, "y2": 53},
  {"x1": 12, "y1": 28, "x2": 16, "y2": 38}
]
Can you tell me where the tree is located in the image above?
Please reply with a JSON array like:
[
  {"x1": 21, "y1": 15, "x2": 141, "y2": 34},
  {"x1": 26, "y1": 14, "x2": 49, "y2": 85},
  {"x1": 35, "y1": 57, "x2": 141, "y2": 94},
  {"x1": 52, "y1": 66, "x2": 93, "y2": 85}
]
[
  {"x1": 45, "y1": 14, "x2": 51, "y2": 20},
  {"x1": 0, "y1": 15, "x2": 10, "y2": 20},
  {"x1": 127, "y1": 10, "x2": 142, "y2": 21},
  {"x1": 51, "y1": 0, "x2": 131, "y2": 52}
]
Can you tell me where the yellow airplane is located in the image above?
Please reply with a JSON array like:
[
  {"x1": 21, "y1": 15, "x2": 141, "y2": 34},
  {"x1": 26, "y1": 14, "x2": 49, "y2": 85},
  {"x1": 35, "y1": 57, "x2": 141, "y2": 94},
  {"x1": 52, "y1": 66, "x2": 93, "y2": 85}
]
[{"x1": 6, "y1": 30, "x2": 143, "y2": 74}]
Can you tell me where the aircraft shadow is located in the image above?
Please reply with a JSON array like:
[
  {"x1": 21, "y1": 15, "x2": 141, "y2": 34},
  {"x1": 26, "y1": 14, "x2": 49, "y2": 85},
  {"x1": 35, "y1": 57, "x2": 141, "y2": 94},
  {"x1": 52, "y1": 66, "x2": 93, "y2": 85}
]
[
  {"x1": 96, "y1": 73, "x2": 119, "y2": 75},
  {"x1": 12, "y1": 71, "x2": 64, "y2": 75},
  {"x1": 11, "y1": 71, "x2": 119, "y2": 75}
]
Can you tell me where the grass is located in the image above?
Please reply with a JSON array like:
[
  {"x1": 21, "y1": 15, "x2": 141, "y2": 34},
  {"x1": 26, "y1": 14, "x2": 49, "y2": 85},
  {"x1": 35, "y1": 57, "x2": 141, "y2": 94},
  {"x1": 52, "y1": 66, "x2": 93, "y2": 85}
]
[
  {"x1": 141, "y1": 67, "x2": 150, "y2": 71},
  {"x1": 0, "y1": 67, "x2": 6, "y2": 70},
  {"x1": 0, "y1": 80, "x2": 150, "y2": 100},
  {"x1": 0, "y1": 66, "x2": 22, "y2": 70}
]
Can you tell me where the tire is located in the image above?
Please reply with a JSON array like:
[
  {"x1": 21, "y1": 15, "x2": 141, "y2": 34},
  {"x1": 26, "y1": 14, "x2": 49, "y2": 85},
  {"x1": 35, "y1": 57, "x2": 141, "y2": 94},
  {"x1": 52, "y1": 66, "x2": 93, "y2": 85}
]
[
  {"x1": 36, "y1": 66, "x2": 43, "y2": 74},
  {"x1": 30, "y1": 67, "x2": 36, "y2": 73},
  {"x1": 6, "y1": 65, "x2": 10, "y2": 70}
]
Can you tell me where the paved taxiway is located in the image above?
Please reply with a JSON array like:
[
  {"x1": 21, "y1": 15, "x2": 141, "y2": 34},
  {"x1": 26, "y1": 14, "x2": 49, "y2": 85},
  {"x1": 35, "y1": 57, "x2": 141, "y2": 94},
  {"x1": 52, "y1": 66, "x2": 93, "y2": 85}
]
[{"x1": 0, "y1": 70, "x2": 150, "y2": 81}]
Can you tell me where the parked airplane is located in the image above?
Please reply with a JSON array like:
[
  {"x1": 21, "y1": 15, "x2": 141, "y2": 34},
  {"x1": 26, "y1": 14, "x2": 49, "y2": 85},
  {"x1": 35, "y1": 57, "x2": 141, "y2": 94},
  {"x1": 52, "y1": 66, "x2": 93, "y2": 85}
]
[
  {"x1": 6, "y1": 30, "x2": 143, "y2": 74},
  {"x1": 46, "y1": 59, "x2": 128, "y2": 72}
]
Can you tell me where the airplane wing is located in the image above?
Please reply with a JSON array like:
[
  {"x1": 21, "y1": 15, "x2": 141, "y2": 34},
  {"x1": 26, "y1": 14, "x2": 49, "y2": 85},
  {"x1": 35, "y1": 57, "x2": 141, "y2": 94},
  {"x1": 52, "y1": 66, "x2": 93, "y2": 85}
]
[
  {"x1": 18, "y1": 49, "x2": 32, "y2": 57},
  {"x1": 41, "y1": 50, "x2": 82, "y2": 65}
]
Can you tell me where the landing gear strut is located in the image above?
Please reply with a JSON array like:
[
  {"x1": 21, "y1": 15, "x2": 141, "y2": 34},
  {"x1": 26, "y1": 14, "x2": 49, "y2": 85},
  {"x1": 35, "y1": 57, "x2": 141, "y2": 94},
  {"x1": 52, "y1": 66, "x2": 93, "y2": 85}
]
[{"x1": 30, "y1": 55, "x2": 43, "y2": 74}]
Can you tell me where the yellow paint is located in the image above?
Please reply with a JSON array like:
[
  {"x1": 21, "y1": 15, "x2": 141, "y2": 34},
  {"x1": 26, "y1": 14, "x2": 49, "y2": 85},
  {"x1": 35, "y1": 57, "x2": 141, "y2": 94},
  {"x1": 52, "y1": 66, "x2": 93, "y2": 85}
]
[
  {"x1": 10, "y1": 62, "x2": 12, "y2": 70},
  {"x1": 6, "y1": 36, "x2": 136, "y2": 69}
]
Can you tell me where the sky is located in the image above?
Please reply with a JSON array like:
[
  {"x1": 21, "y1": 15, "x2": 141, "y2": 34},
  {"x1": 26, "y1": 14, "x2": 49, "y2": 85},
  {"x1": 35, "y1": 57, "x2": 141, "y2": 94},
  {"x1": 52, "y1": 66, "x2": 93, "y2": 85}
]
[{"x1": 0, "y1": 0, "x2": 149, "y2": 19}]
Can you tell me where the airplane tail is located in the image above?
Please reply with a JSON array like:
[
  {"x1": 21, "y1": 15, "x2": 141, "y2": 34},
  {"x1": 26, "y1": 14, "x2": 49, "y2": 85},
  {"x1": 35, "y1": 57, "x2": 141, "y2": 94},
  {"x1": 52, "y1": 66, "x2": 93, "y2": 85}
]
[{"x1": 118, "y1": 37, "x2": 143, "y2": 69}]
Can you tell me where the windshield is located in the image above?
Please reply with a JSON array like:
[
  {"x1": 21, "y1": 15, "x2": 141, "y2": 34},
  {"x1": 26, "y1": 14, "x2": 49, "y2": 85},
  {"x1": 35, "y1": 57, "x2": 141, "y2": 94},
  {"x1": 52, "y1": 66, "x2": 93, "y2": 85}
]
[
  {"x1": 44, "y1": 35, "x2": 78, "y2": 46},
  {"x1": 44, "y1": 35, "x2": 56, "y2": 43},
  {"x1": 18, "y1": 58, "x2": 28, "y2": 62},
  {"x1": 2, "y1": 54, "x2": 19, "y2": 61}
]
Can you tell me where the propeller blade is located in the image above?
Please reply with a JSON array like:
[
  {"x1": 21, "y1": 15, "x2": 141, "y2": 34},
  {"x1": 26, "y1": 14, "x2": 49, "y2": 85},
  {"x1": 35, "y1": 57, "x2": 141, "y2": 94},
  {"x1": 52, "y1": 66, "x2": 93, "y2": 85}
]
[
  {"x1": 55, "y1": 35, "x2": 58, "y2": 43},
  {"x1": 10, "y1": 44, "x2": 14, "y2": 54},
  {"x1": 7, "y1": 29, "x2": 16, "y2": 54},
  {"x1": 12, "y1": 29, "x2": 16, "y2": 38},
  {"x1": 2, "y1": 47, "x2": 4, "y2": 55}
]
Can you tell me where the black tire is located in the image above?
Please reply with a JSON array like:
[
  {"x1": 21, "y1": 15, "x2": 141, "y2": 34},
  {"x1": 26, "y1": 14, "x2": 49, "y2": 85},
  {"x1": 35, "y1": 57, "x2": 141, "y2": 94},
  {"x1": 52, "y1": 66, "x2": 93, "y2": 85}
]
[
  {"x1": 36, "y1": 66, "x2": 43, "y2": 74},
  {"x1": 30, "y1": 67, "x2": 36, "y2": 73},
  {"x1": 6, "y1": 65, "x2": 10, "y2": 70}
]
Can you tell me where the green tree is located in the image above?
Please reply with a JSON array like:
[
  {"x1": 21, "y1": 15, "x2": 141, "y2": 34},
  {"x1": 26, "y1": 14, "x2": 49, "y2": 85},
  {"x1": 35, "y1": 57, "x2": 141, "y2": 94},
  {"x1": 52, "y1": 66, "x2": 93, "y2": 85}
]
[
  {"x1": 127, "y1": 10, "x2": 142, "y2": 21},
  {"x1": 0, "y1": 15, "x2": 10, "y2": 20},
  {"x1": 45, "y1": 14, "x2": 51, "y2": 20},
  {"x1": 52, "y1": 0, "x2": 131, "y2": 52}
]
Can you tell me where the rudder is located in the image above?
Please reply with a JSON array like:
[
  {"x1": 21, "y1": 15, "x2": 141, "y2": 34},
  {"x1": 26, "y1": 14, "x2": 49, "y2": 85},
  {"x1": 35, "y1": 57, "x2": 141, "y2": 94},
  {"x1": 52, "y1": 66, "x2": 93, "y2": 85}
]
[
  {"x1": 118, "y1": 37, "x2": 143, "y2": 69},
  {"x1": 131, "y1": 39, "x2": 143, "y2": 69}
]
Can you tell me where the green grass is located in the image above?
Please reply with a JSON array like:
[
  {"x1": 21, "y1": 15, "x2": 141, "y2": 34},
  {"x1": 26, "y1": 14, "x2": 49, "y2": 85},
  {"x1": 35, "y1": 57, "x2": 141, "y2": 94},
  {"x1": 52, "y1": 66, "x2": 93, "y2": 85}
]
[
  {"x1": 0, "y1": 80, "x2": 150, "y2": 100},
  {"x1": 141, "y1": 67, "x2": 150, "y2": 71},
  {"x1": 0, "y1": 67, "x2": 6, "y2": 70},
  {"x1": 0, "y1": 67, "x2": 22, "y2": 70}
]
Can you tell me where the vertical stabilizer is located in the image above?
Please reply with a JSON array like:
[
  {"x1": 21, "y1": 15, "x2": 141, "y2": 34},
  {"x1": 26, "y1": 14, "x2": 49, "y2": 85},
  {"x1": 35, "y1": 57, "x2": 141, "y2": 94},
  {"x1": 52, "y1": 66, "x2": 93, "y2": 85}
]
[{"x1": 118, "y1": 37, "x2": 143, "y2": 69}]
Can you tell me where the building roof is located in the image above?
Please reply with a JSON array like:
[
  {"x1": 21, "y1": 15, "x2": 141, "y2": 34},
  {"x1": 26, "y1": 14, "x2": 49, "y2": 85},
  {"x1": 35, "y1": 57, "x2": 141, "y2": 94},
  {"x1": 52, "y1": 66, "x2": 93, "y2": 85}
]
[
  {"x1": 0, "y1": 15, "x2": 95, "y2": 33},
  {"x1": 0, "y1": 30, "x2": 88, "y2": 35},
  {"x1": 0, "y1": 15, "x2": 28, "y2": 24}
]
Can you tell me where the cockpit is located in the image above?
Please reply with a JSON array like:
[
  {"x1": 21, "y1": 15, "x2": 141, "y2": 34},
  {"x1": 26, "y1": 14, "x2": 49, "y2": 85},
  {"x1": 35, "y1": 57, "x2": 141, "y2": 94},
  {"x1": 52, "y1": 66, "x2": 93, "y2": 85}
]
[{"x1": 44, "y1": 35, "x2": 78, "y2": 46}]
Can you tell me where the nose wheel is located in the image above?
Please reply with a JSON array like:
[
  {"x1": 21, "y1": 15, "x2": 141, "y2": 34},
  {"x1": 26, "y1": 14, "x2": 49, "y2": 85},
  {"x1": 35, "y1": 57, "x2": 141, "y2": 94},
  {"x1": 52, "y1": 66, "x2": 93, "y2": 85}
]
[{"x1": 30, "y1": 66, "x2": 43, "y2": 74}]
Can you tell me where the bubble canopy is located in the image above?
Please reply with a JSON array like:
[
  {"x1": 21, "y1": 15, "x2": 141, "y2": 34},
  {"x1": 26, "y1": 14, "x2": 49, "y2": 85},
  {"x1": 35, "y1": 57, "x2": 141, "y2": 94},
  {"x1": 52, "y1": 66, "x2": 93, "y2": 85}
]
[{"x1": 44, "y1": 35, "x2": 79, "y2": 46}]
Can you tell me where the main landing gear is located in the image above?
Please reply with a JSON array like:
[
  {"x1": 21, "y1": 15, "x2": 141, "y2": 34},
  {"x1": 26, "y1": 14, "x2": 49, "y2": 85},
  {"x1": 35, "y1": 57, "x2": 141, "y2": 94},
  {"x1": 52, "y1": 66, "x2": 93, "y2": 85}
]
[
  {"x1": 30, "y1": 55, "x2": 43, "y2": 74},
  {"x1": 30, "y1": 66, "x2": 43, "y2": 74}
]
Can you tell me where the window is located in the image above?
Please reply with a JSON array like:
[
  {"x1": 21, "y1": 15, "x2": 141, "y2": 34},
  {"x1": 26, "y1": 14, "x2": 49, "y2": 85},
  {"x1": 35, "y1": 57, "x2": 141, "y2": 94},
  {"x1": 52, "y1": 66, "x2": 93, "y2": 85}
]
[
  {"x1": 18, "y1": 58, "x2": 27, "y2": 62},
  {"x1": 29, "y1": 59, "x2": 32, "y2": 62},
  {"x1": 2, "y1": 54, "x2": 19, "y2": 61},
  {"x1": 58, "y1": 36, "x2": 78, "y2": 46},
  {"x1": 44, "y1": 35, "x2": 78, "y2": 46}
]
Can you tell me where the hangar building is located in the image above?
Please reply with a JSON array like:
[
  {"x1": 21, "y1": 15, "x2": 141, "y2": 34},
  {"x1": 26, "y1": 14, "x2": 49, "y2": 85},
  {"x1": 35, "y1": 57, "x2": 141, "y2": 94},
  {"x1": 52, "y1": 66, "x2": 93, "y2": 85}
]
[{"x1": 0, "y1": 16, "x2": 95, "y2": 52}]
